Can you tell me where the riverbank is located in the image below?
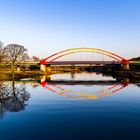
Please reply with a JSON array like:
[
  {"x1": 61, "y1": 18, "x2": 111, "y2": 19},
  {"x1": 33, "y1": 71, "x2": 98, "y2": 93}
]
[
  {"x1": 112, "y1": 71, "x2": 140, "y2": 79},
  {"x1": 0, "y1": 70, "x2": 140, "y2": 81},
  {"x1": 0, "y1": 71, "x2": 44, "y2": 80}
]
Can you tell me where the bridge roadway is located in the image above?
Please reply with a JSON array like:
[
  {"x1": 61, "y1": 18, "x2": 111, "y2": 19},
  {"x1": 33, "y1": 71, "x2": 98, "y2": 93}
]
[
  {"x1": 4, "y1": 60, "x2": 138, "y2": 66},
  {"x1": 47, "y1": 61, "x2": 120, "y2": 65}
]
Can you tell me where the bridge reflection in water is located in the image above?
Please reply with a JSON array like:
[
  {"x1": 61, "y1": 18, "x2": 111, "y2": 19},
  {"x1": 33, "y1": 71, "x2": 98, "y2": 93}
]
[
  {"x1": 40, "y1": 72, "x2": 129, "y2": 100},
  {"x1": 0, "y1": 71, "x2": 138, "y2": 118},
  {"x1": 40, "y1": 82, "x2": 128, "y2": 100}
]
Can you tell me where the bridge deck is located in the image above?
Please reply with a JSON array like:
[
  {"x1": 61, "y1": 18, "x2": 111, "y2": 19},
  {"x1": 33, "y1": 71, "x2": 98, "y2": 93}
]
[
  {"x1": 47, "y1": 61, "x2": 120, "y2": 65},
  {"x1": 1, "y1": 61, "x2": 139, "y2": 65}
]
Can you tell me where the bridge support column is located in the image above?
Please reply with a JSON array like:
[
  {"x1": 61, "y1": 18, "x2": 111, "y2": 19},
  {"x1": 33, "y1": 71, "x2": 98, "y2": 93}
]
[
  {"x1": 17, "y1": 67, "x2": 21, "y2": 72},
  {"x1": 40, "y1": 75, "x2": 51, "y2": 82},
  {"x1": 122, "y1": 64, "x2": 130, "y2": 70},
  {"x1": 123, "y1": 77, "x2": 130, "y2": 83},
  {"x1": 40, "y1": 64, "x2": 51, "y2": 74}
]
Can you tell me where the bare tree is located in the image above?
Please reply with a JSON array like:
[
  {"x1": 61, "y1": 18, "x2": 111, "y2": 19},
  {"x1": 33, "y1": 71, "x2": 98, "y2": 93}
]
[{"x1": 4, "y1": 44, "x2": 29, "y2": 78}]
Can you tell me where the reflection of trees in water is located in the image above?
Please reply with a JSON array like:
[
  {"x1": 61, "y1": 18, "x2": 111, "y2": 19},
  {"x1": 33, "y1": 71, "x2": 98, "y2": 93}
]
[
  {"x1": 0, "y1": 81, "x2": 30, "y2": 119},
  {"x1": 137, "y1": 84, "x2": 140, "y2": 87}
]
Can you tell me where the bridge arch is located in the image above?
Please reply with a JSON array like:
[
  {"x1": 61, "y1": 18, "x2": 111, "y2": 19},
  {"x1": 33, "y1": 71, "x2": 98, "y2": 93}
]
[{"x1": 40, "y1": 48, "x2": 128, "y2": 65}]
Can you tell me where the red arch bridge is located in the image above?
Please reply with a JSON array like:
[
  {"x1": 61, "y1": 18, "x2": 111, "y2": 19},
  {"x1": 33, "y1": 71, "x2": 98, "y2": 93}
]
[{"x1": 40, "y1": 48, "x2": 130, "y2": 72}]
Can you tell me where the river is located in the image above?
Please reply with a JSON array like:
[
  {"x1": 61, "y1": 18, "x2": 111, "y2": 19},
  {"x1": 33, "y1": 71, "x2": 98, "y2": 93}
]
[{"x1": 0, "y1": 72, "x2": 140, "y2": 140}]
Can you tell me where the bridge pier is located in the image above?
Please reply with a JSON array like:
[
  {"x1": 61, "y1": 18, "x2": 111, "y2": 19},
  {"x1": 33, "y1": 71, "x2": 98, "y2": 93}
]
[
  {"x1": 121, "y1": 60, "x2": 130, "y2": 70},
  {"x1": 123, "y1": 77, "x2": 130, "y2": 83},
  {"x1": 40, "y1": 75, "x2": 51, "y2": 82},
  {"x1": 122, "y1": 64, "x2": 130, "y2": 70},
  {"x1": 17, "y1": 66, "x2": 21, "y2": 72},
  {"x1": 40, "y1": 64, "x2": 51, "y2": 74}
]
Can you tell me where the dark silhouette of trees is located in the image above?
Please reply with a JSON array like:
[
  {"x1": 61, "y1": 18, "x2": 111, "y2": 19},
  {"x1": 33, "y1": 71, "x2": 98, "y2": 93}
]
[{"x1": 0, "y1": 81, "x2": 30, "y2": 119}]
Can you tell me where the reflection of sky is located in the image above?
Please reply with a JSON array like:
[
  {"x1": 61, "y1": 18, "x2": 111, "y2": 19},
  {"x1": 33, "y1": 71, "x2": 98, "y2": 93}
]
[
  {"x1": 25, "y1": 81, "x2": 140, "y2": 107},
  {"x1": 0, "y1": 78, "x2": 140, "y2": 139},
  {"x1": 51, "y1": 72, "x2": 115, "y2": 81},
  {"x1": 26, "y1": 73, "x2": 124, "y2": 102}
]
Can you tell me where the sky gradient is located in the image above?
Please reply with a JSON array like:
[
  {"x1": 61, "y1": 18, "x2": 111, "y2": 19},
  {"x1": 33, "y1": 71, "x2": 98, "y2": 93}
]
[{"x1": 0, "y1": 0, "x2": 140, "y2": 59}]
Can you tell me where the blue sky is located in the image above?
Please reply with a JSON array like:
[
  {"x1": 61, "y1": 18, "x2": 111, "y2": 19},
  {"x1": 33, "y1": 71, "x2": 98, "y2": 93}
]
[{"x1": 0, "y1": 0, "x2": 140, "y2": 59}]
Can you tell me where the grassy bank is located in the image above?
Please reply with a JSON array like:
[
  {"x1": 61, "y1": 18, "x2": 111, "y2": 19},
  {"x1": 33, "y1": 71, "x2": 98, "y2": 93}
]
[
  {"x1": 0, "y1": 70, "x2": 140, "y2": 81},
  {"x1": 0, "y1": 71, "x2": 45, "y2": 80},
  {"x1": 0, "y1": 70, "x2": 62, "y2": 80}
]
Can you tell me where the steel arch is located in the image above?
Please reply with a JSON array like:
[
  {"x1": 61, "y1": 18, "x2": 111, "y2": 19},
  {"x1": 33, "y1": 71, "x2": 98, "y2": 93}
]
[{"x1": 40, "y1": 48, "x2": 128, "y2": 65}]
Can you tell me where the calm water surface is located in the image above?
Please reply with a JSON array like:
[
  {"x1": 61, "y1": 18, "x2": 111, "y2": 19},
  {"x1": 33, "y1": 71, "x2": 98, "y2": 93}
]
[{"x1": 0, "y1": 72, "x2": 140, "y2": 140}]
